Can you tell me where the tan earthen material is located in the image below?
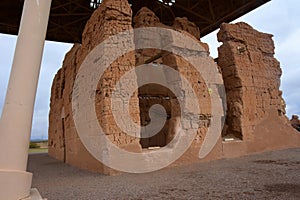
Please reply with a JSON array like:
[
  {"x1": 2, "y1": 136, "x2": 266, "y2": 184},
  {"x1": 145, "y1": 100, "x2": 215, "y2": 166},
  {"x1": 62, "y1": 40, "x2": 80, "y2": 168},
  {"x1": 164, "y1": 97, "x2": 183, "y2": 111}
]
[
  {"x1": 217, "y1": 22, "x2": 300, "y2": 159},
  {"x1": 48, "y1": 1, "x2": 300, "y2": 174},
  {"x1": 49, "y1": 0, "x2": 140, "y2": 175}
]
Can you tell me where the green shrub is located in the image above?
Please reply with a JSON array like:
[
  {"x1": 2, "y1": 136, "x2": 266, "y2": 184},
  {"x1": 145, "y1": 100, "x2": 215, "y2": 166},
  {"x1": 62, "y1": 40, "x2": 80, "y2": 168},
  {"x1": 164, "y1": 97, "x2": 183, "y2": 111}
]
[{"x1": 29, "y1": 142, "x2": 40, "y2": 149}]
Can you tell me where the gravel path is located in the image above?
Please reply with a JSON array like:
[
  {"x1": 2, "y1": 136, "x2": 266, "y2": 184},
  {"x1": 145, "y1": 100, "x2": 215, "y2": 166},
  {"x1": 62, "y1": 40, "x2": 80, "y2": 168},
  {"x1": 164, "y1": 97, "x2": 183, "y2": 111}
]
[{"x1": 28, "y1": 148, "x2": 300, "y2": 200}]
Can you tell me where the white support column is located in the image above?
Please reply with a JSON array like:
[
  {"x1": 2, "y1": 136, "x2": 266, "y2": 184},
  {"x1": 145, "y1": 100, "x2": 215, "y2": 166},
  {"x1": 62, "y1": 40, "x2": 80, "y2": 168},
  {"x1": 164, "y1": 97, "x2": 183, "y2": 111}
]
[{"x1": 0, "y1": 0, "x2": 51, "y2": 199}]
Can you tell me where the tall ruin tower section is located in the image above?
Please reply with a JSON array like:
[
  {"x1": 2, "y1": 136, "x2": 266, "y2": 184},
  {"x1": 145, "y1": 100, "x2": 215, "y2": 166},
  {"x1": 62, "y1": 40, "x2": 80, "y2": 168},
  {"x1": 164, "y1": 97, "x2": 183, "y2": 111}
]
[{"x1": 218, "y1": 23, "x2": 287, "y2": 140}]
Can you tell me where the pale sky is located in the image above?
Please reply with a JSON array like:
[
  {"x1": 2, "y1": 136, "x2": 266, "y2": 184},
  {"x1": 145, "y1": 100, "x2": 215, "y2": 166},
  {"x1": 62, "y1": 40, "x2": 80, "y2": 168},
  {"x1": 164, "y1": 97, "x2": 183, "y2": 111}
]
[{"x1": 0, "y1": 0, "x2": 299, "y2": 140}]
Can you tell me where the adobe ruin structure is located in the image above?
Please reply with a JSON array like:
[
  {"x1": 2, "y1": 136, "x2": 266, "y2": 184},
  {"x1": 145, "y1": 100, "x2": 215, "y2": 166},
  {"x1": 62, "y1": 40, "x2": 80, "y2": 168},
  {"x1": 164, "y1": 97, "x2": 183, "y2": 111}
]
[
  {"x1": 48, "y1": 0, "x2": 300, "y2": 174},
  {"x1": 0, "y1": 0, "x2": 284, "y2": 199}
]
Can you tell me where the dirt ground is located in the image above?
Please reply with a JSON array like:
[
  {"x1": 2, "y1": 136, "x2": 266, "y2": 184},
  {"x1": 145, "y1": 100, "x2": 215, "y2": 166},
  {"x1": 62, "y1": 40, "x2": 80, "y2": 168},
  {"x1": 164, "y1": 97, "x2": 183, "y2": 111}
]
[{"x1": 28, "y1": 148, "x2": 300, "y2": 200}]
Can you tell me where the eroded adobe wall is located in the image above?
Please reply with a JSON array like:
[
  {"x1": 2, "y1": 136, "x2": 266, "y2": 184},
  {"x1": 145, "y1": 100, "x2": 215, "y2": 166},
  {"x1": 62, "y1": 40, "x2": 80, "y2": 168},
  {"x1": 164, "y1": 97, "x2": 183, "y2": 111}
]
[
  {"x1": 48, "y1": 68, "x2": 65, "y2": 161},
  {"x1": 49, "y1": 4, "x2": 217, "y2": 172},
  {"x1": 217, "y1": 22, "x2": 287, "y2": 140},
  {"x1": 162, "y1": 20, "x2": 213, "y2": 158},
  {"x1": 48, "y1": 44, "x2": 81, "y2": 162},
  {"x1": 49, "y1": 0, "x2": 140, "y2": 174},
  {"x1": 133, "y1": 7, "x2": 171, "y2": 148},
  {"x1": 49, "y1": 1, "x2": 299, "y2": 174},
  {"x1": 133, "y1": 7, "x2": 213, "y2": 155}
]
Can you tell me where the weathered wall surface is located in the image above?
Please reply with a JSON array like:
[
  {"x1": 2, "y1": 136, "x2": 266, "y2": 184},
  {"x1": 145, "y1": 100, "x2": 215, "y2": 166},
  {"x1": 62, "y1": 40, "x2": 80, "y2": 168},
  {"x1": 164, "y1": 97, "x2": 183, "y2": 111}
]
[
  {"x1": 217, "y1": 22, "x2": 287, "y2": 140},
  {"x1": 48, "y1": 44, "x2": 81, "y2": 162},
  {"x1": 49, "y1": 0, "x2": 140, "y2": 174},
  {"x1": 133, "y1": 7, "x2": 170, "y2": 148},
  {"x1": 49, "y1": 4, "x2": 216, "y2": 173},
  {"x1": 49, "y1": 2, "x2": 300, "y2": 174},
  {"x1": 133, "y1": 7, "x2": 213, "y2": 155}
]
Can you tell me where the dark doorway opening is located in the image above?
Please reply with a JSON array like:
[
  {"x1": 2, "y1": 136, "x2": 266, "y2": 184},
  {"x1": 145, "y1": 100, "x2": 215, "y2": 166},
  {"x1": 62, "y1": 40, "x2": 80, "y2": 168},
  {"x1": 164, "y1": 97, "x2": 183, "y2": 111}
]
[{"x1": 138, "y1": 84, "x2": 180, "y2": 149}]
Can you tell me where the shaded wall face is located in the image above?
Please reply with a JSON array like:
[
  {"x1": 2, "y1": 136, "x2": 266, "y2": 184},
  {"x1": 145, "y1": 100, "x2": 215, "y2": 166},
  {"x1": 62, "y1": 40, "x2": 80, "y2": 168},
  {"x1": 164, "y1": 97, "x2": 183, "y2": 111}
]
[
  {"x1": 48, "y1": 44, "x2": 81, "y2": 162},
  {"x1": 138, "y1": 84, "x2": 179, "y2": 148},
  {"x1": 48, "y1": 68, "x2": 65, "y2": 161},
  {"x1": 217, "y1": 22, "x2": 286, "y2": 140},
  {"x1": 133, "y1": 7, "x2": 212, "y2": 149}
]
